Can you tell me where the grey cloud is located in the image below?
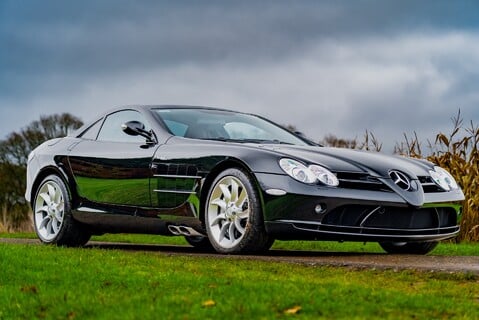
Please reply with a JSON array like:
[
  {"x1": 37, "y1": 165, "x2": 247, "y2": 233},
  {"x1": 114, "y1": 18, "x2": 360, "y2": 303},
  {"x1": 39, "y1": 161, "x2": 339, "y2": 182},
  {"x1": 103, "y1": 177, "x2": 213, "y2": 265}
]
[
  {"x1": 3, "y1": 30, "x2": 478, "y2": 151},
  {"x1": 3, "y1": 1, "x2": 479, "y2": 76},
  {"x1": 1, "y1": 1, "x2": 479, "y2": 150}
]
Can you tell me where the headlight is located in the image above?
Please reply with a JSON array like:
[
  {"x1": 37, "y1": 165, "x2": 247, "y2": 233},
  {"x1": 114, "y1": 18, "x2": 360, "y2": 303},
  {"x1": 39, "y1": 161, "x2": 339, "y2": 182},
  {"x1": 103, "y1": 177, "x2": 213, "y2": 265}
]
[
  {"x1": 279, "y1": 159, "x2": 317, "y2": 184},
  {"x1": 309, "y1": 164, "x2": 339, "y2": 187},
  {"x1": 279, "y1": 159, "x2": 339, "y2": 186},
  {"x1": 429, "y1": 166, "x2": 459, "y2": 191}
]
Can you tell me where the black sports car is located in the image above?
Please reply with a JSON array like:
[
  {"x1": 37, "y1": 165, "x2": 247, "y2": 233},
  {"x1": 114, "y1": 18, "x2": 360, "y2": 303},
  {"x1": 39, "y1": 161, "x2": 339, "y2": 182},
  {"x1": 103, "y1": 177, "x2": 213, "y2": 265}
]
[{"x1": 25, "y1": 105, "x2": 464, "y2": 254}]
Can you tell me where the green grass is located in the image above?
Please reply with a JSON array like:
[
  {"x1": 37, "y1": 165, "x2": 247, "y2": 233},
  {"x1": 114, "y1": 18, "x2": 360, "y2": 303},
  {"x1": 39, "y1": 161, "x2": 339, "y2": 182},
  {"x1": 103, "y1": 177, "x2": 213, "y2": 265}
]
[
  {"x1": 0, "y1": 243, "x2": 478, "y2": 320},
  {"x1": 2, "y1": 232, "x2": 477, "y2": 256}
]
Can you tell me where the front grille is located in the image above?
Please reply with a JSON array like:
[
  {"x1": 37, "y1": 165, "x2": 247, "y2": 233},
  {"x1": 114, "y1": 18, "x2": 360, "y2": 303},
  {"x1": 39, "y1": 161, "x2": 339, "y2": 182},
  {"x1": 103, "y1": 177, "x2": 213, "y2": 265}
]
[
  {"x1": 336, "y1": 172, "x2": 391, "y2": 192},
  {"x1": 336, "y1": 172, "x2": 447, "y2": 194},
  {"x1": 417, "y1": 176, "x2": 445, "y2": 193}
]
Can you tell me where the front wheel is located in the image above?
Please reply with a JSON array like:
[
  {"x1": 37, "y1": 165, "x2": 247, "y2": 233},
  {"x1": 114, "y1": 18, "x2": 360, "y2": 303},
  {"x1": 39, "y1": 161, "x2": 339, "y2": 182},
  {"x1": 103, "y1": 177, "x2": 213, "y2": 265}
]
[
  {"x1": 205, "y1": 168, "x2": 273, "y2": 254},
  {"x1": 379, "y1": 241, "x2": 438, "y2": 255},
  {"x1": 33, "y1": 175, "x2": 90, "y2": 246}
]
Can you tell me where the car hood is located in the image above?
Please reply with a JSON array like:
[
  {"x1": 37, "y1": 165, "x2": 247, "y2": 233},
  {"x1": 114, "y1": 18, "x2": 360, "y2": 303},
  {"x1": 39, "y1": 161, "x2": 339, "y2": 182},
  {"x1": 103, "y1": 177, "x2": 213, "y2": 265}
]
[
  {"x1": 257, "y1": 144, "x2": 441, "y2": 207},
  {"x1": 259, "y1": 144, "x2": 433, "y2": 178}
]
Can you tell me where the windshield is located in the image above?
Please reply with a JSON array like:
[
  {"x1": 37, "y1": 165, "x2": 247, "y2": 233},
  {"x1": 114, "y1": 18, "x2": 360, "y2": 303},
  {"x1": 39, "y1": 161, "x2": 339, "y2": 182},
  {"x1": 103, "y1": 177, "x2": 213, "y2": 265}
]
[{"x1": 153, "y1": 108, "x2": 310, "y2": 146}]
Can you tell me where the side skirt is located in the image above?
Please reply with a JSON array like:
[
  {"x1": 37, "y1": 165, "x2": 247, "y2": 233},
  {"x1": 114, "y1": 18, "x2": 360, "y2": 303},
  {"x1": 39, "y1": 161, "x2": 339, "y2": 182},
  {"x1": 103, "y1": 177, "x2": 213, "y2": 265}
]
[{"x1": 72, "y1": 209, "x2": 205, "y2": 236}]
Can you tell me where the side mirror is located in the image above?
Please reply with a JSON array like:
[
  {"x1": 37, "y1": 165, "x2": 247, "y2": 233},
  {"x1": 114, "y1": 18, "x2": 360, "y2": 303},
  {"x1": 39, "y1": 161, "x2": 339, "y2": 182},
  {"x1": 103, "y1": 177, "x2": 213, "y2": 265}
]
[
  {"x1": 121, "y1": 121, "x2": 156, "y2": 144},
  {"x1": 122, "y1": 120, "x2": 145, "y2": 136}
]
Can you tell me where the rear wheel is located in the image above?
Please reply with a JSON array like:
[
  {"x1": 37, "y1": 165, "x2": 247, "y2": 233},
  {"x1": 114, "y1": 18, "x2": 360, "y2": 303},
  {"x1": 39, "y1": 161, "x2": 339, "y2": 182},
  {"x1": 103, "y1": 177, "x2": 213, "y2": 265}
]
[
  {"x1": 205, "y1": 168, "x2": 273, "y2": 254},
  {"x1": 33, "y1": 175, "x2": 90, "y2": 246},
  {"x1": 379, "y1": 241, "x2": 438, "y2": 255}
]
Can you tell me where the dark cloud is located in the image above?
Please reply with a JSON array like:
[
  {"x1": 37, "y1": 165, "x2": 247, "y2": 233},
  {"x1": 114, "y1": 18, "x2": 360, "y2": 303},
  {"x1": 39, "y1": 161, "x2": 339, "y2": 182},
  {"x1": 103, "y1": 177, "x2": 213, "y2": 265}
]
[
  {"x1": 1, "y1": 1, "x2": 479, "y2": 150},
  {"x1": 3, "y1": 1, "x2": 479, "y2": 74}
]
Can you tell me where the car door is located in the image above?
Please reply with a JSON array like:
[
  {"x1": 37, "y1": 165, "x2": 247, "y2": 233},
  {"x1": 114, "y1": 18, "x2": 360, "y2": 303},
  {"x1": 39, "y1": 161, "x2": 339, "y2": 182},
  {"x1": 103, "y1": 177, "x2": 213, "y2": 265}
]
[{"x1": 68, "y1": 109, "x2": 157, "y2": 209}]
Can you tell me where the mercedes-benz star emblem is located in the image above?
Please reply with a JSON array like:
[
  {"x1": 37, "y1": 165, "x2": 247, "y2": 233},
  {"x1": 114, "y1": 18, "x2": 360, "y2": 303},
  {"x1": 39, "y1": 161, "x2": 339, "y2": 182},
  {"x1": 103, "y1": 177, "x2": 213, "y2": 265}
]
[{"x1": 389, "y1": 170, "x2": 411, "y2": 190}]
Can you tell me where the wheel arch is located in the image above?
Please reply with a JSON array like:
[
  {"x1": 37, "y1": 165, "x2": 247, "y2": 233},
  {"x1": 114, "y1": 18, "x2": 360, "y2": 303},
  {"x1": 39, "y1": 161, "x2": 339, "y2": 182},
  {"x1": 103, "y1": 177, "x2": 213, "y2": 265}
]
[
  {"x1": 199, "y1": 158, "x2": 264, "y2": 224},
  {"x1": 30, "y1": 166, "x2": 79, "y2": 207}
]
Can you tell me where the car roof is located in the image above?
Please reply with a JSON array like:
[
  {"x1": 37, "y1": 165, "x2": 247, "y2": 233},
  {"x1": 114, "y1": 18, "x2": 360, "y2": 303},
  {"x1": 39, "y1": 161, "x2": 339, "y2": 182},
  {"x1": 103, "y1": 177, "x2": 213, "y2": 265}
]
[
  {"x1": 69, "y1": 105, "x2": 243, "y2": 137},
  {"x1": 139, "y1": 105, "x2": 238, "y2": 113}
]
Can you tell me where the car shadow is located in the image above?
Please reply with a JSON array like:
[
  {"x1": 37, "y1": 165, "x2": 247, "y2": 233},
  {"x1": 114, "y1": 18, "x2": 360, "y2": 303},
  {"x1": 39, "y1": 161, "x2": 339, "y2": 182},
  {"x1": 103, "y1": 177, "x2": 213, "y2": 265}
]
[{"x1": 84, "y1": 241, "x2": 384, "y2": 257}]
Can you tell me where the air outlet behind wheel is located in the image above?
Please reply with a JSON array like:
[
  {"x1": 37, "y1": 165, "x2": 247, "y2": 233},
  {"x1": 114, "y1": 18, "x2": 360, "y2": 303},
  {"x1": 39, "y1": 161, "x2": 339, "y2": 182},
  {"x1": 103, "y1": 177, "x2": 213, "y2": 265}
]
[{"x1": 389, "y1": 170, "x2": 411, "y2": 191}]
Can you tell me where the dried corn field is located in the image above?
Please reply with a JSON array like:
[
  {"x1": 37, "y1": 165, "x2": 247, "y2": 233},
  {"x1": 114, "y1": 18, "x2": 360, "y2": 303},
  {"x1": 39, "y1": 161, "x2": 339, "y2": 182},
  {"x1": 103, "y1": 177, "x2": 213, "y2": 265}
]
[{"x1": 394, "y1": 111, "x2": 478, "y2": 241}]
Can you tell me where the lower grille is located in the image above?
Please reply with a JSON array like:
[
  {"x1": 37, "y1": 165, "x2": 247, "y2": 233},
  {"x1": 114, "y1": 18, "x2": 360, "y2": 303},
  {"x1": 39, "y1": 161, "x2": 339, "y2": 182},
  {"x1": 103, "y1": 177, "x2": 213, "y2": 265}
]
[{"x1": 322, "y1": 205, "x2": 457, "y2": 230}]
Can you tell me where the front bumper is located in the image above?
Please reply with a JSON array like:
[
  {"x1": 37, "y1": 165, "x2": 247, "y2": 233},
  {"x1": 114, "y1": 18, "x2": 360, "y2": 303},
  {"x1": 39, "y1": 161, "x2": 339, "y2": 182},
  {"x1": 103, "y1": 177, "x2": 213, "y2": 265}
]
[{"x1": 255, "y1": 172, "x2": 463, "y2": 242}]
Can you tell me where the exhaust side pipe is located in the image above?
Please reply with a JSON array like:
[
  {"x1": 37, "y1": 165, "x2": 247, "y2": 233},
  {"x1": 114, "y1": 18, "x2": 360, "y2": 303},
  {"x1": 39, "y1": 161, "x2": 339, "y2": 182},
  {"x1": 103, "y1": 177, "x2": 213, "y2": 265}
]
[
  {"x1": 168, "y1": 225, "x2": 205, "y2": 237},
  {"x1": 168, "y1": 225, "x2": 182, "y2": 236}
]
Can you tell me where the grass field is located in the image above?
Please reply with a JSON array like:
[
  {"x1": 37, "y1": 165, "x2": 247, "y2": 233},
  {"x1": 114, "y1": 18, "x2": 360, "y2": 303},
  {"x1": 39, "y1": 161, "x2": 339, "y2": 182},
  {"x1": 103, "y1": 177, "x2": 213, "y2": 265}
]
[
  {"x1": 0, "y1": 233, "x2": 478, "y2": 319},
  {"x1": 0, "y1": 243, "x2": 478, "y2": 320}
]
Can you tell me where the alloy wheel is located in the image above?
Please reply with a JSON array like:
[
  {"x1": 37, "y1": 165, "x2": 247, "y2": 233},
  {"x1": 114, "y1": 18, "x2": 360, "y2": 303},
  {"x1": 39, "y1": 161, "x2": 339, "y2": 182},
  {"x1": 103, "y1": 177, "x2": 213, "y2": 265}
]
[
  {"x1": 207, "y1": 176, "x2": 250, "y2": 249},
  {"x1": 34, "y1": 181, "x2": 65, "y2": 241}
]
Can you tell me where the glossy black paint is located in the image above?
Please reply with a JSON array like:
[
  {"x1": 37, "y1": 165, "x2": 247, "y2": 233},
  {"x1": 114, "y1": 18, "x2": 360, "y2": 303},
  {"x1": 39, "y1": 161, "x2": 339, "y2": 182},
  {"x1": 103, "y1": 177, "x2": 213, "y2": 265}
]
[{"x1": 25, "y1": 105, "x2": 465, "y2": 242}]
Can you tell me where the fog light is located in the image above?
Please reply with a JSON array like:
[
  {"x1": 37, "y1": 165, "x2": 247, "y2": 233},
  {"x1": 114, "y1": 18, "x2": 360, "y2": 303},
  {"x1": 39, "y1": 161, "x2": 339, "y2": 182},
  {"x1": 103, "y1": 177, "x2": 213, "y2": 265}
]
[{"x1": 314, "y1": 203, "x2": 326, "y2": 214}]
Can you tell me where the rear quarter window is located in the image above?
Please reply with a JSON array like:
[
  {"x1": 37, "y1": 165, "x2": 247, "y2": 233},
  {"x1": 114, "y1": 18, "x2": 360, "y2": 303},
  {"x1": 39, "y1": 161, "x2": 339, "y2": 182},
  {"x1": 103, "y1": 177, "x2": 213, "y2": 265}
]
[{"x1": 79, "y1": 119, "x2": 103, "y2": 140}]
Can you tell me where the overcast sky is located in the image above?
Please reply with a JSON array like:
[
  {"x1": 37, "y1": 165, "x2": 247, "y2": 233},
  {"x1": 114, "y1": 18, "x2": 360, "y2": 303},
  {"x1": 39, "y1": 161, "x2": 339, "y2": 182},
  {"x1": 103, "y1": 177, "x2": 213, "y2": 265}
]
[{"x1": 1, "y1": 0, "x2": 479, "y2": 151}]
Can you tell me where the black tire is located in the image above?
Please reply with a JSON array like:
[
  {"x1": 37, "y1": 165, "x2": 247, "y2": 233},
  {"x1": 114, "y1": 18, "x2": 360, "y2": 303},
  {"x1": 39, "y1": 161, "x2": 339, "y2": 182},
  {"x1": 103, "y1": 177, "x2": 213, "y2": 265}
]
[
  {"x1": 204, "y1": 168, "x2": 273, "y2": 254},
  {"x1": 184, "y1": 236, "x2": 214, "y2": 251},
  {"x1": 33, "y1": 175, "x2": 90, "y2": 246},
  {"x1": 379, "y1": 241, "x2": 438, "y2": 255}
]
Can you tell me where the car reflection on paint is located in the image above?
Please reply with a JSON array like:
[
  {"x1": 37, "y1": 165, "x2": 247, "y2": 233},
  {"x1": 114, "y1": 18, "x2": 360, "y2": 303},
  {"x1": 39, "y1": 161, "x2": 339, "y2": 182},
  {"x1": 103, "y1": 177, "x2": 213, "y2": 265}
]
[{"x1": 25, "y1": 105, "x2": 464, "y2": 254}]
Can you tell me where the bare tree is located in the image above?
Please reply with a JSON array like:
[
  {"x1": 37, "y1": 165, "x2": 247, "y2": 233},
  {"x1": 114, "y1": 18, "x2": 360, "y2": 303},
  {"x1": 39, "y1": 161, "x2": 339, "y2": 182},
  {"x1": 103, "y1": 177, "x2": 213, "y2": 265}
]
[{"x1": 0, "y1": 113, "x2": 83, "y2": 231}]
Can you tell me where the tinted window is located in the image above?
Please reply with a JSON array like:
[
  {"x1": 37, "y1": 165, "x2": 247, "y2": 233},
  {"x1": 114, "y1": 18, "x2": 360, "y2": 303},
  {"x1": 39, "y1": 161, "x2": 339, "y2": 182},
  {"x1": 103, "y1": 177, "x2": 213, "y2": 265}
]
[
  {"x1": 163, "y1": 119, "x2": 188, "y2": 137},
  {"x1": 97, "y1": 110, "x2": 150, "y2": 143},
  {"x1": 154, "y1": 108, "x2": 308, "y2": 145},
  {"x1": 224, "y1": 122, "x2": 270, "y2": 139},
  {"x1": 79, "y1": 119, "x2": 103, "y2": 140}
]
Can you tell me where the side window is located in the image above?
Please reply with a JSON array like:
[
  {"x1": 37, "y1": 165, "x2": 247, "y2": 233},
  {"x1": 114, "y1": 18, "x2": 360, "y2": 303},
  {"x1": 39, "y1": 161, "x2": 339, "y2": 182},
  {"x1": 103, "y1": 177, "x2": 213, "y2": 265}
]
[
  {"x1": 97, "y1": 110, "x2": 150, "y2": 143},
  {"x1": 79, "y1": 119, "x2": 103, "y2": 140}
]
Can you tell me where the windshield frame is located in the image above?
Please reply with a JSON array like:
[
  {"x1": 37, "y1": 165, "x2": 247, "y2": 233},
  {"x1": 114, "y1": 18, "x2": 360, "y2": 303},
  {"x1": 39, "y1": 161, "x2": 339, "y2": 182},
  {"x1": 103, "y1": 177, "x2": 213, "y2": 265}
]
[{"x1": 151, "y1": 107, "x2": 316, "y2": 146}]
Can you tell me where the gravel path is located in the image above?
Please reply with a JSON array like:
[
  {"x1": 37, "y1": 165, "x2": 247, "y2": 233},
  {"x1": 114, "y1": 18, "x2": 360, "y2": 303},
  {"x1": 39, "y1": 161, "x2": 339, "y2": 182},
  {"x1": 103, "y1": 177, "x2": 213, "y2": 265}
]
[{"x1": 2, "y1": 238, "x2": 478, "y2": 274}]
